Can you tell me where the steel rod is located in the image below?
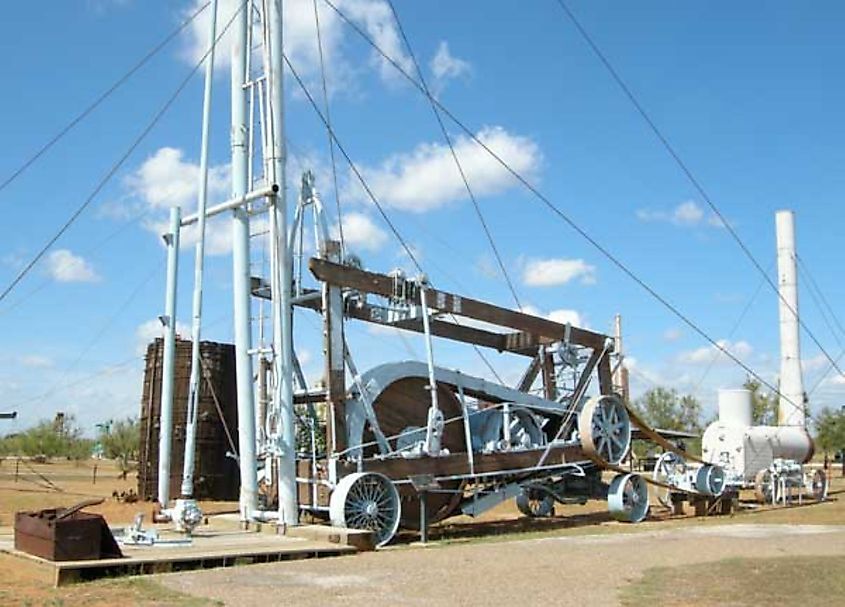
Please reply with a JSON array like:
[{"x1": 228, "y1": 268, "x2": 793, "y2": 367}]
[
  {"x1": 180, "y1": 0, "x2": 218, "y2": 499},
  {"x1": 157, "y1": 206, "x2": 181, "y2": 506},
  {"x1": 179, "y1": 185, "x2": 277, "y2": 227}
]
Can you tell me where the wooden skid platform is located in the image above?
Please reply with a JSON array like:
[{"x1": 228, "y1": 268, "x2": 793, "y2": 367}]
[{"x1": 0, "y1": 528, "x2": 357, "y2": 586}]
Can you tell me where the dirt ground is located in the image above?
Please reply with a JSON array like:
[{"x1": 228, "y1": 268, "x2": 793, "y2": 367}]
[
  {"x1": 159, "y1": 523, "x2": 845, "y2": 606},
  {"x1": 2, "y1": 460, "x2": 844, "y2": 606},
  {"x1": 0, "y1": 458, "x2": 236, "y2": 527}
]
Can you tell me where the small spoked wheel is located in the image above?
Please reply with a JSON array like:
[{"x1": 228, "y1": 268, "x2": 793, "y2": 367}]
[
  {"x1": 516, "y1": 486, "x2": 555, "y2": 518},
  {"x1": 608, "y1": 473, "x2": 649, "y2": 523},
  {"x1": 579, "y1": 395, "x2": 631, "y2": 465},
  {"x1": 329, "y1": 472, "x2": 401, "y2": 547},
  {"x1": 810, "y1": 469, "x2": 828, "y2": 502},
  {"x1": 754, "y1": 469, "x2": 777, "y2": 504},
  {"x1": 652, "y1": 452, "x2": 686, "y2": 508}
]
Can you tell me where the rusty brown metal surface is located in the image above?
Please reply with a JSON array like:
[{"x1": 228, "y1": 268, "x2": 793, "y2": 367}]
[
  {"x1": 14, "y1": 501, "x2": 123, "y2": 562},
  {"x1": 137, "y1": 338, "x2": 240, "y2": 502}
]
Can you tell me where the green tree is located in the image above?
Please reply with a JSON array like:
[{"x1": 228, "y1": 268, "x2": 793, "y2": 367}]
[
  {"x1": 632, "y1": 387, "x2": 703, "y2": 457},
  {"x1": 815, "y1": 407, "x2": 845, "y2": 456},
  {"x1": 743, "y1": 377, "x2": 778, "y2": 425},
  {"x1": 97, "y1": 417, "x2": 140, "y2": 479},
  {"x1": 0, "y1": 415, "x2": 92, "y2": 460},
  {"x1": 633, "y1": 387, "x2": 703, "y2": 434}
]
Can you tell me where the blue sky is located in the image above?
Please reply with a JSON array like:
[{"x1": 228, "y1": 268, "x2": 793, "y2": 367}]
[{"x1": 1, "y1": 1, "x2": 844, "y2": 434}]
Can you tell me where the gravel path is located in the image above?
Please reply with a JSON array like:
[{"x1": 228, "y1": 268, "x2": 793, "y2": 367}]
[{"x1": 158, "y1": 524, "x2": 845, "y2": 606}]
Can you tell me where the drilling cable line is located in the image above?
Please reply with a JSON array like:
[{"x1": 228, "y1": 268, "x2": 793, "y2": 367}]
[
  {"x1": 283, "y1": 52, "x2": 505, "y2": 385},
  {"x1": 386, "y1": 0, "x2": 523, "y2": 311},
  {"x1": 319, "y1": 0, "x2": 815, "y2": 421},
  {"x1": 9, "y1": 261, "x2": 164, "y2": 411},
  {"x1": 312, "y1": 0, "x2": 346, "y2": 261},
  {"x1": 0, "y1": 1, "x2": 211, "y2": 197},
  {"x1": 691, "y1": 261, "x2": 773, "y2": 394},
  {"x1": 551, "y1": 0, "x2": 845, "y2": 383},
  {"x1": 0, "y1": 1, "x2": 248, "y2": 306},
  {"x1": 795, "y1": 255, "x2": 845, "y2": 394}
]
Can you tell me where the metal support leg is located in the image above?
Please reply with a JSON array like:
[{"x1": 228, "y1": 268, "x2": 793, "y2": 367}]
[{"x1": 420, "y1": 491, "x2": 428, "y2": 544}]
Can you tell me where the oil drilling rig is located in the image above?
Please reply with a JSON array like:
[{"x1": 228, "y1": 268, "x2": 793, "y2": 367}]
[{"x1": 146, "y1": 0, "x2": 727, "y2": 546}]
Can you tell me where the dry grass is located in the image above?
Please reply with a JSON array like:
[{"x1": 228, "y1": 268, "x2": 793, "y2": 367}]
[
  {"x1": 620, "y1": 555, "x2": 845, "y2": 606},
  {"x1": 0, "y1": 553, "x2": 219, "y2": 607}
]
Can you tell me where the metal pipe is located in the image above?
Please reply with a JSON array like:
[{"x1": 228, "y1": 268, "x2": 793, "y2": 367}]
[
  {"x1": 266, "y1": 0, "x2": 298, "y2": 527},
  {"x1": 157, "y1": 206, "x2": 181, "y2": 506},
  {"x1": 775, "y1": 210, "x2": 805, "y2": 426},
  {"x1": 180, "y1": 185, "x2": 277, "y2": 226},
  {"x1": 419, "y1": 286, "x2": 443, "y2": 454},
  {"x1": 181, "y1": 0, "x2": 219, "y2": 499},
  {"x1": 231, "y1": 0, "x2": 259, "y2": 523}
]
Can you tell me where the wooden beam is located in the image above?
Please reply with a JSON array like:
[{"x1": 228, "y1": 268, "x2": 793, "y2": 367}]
[{"x1": 308, "y1": 258, "x2": 610, "y2": 350}]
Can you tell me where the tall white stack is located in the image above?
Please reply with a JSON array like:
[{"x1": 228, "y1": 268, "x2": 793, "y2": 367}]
[{"x1": 775, "y1": 210, "x2": 806, "y2": 426}]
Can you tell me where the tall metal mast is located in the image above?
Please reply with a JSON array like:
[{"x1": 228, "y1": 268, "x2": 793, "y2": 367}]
[
  {"x1": 265, "y1": 0, "x2": 298, "y2": 527},
  {"x1": 232, "y1": 0, "x2": 259, "y2": 523}
]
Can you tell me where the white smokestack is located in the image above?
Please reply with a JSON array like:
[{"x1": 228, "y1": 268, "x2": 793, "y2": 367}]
[{"x1": 775, "y1": 210, "x2": 805, "y2": 426}]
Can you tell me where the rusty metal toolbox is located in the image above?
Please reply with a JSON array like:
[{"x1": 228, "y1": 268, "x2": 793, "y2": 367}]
[{"x1": 14, "y1": 499, "x2": 123, "y2": 562}]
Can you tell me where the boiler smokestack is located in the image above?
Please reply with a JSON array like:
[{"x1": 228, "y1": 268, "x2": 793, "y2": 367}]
[{"x1": 775, "y1": 210, "x2": 805, "y2": 426}]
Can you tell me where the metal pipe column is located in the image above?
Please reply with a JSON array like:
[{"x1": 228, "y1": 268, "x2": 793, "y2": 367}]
[
  {"x1": 231, "y1": 0, "x2": 259, "y2": 522},
  {"x1": 267, "y1": 0, "x2": 298, "y2": 526},
  {"x1": 775, "y1": 210, "x2": 805, "y2": 426},
  {"x1": 181, "y1": 0, "x2": 218, "y2": 497},
  {"x1": 157, "y1": 206, "x2": 181, "y2": 506}
]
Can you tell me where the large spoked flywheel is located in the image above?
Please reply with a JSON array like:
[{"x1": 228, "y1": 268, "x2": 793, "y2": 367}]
[
  {"x1": 578, "y1": 395, "x2": 631, "y2": 465},
  {"x1": 364, "y1": 377, "x2": 466, "y2": 528}
]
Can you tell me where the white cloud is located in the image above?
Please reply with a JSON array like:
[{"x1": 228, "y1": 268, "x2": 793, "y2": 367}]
[
  {"x1": 124, "y1": 147, "x2": 239, "y2": 256},
  {"x1": 19, "y1": 355, "x2": 53, "y2": 369},
  {"x1": 430, "y1": 41, "x2": 470, "y2": 92},
  {"x1": 125, "y1": 147, "x2": 229, "y2": 211},
  {"x1": 45, "y1": 250, "x2": 101, "y2": 283},
  {"x1": 135, "y1": 318, "x2": 192, "y2": 355},
  {"x1": 547, "y1": 308, "x2": 583, "y2": 327},
  {"x1": 636, "y1": 200, "x2": 724, "y2": 228},
  {"x1": 350, "y1": 126, "x2": 541, "y2": 212},
  {"x1": 672, "y1": 200, "x2": 704, "y2": 225},
  {"x1": 678, "y1": 339, "x2": 753, "y2": 365},
  {"x1": 333, "y1": 212, "x2": 387, "y2": 252},
  {"x1": 829, "y1": 373, "x2": 845, "y2": 386},
  {"x1": 663, "y1": 327, "x2": 682, "y2": 342},
  {"x1": 181, "y1": 0, "x2": 412, "y2": 90},
  {"x1": 520, "y1": 304, "x2": 587, "y2": 329},
  {"x1": 522, "y1": 258, "x2": 595, "y2": 287},
  {"x1": 803, "y1": 353, "x2": 829, "y2": 373}
]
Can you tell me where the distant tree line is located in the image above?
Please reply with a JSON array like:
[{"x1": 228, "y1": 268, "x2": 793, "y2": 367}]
[{"x1": 0, "y1": 415, "x2": 139, "y2": 472}]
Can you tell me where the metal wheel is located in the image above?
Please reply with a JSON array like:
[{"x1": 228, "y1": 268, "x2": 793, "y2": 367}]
[
  {"x1": 579, "y1": 395, "x2": 631, "y2": 465},
  {"x1": 516, "y1": 486, "x2": 555, "y2": 517},
  {"x1": 608, "y1": 473, "x2": 649, "y2": 523},
  {"x1": 809, "y1": 469, "x2": 828, "y2": 502},
  {"x1": 754, "y1": 469, "x2": 777, "y2": 504},
  {"x1": 652, "y1": 452, "x2": 686, "y2": 508},
  {"x1": 329, "y1": 472, "x2": 401, "y2": 547},
  {"x1": 478, "y1": 406, "x2": 545, "y2": 452},
  {"x1": 695, "y1": 464, "x2": 726, "y2": 497}
]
